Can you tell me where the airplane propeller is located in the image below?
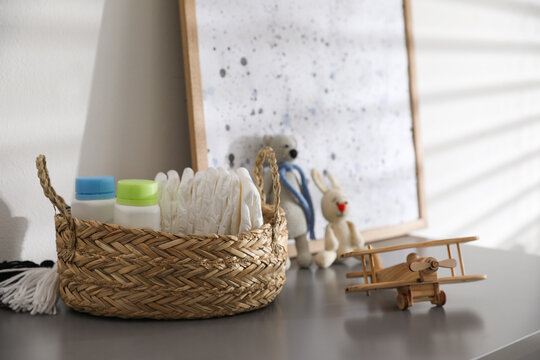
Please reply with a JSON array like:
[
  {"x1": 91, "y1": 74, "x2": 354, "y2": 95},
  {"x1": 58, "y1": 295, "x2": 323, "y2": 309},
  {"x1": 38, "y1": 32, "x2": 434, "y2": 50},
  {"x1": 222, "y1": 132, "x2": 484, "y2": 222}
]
[{"x1": 409, "y1": 258, "x2": 457, "y2": 272}]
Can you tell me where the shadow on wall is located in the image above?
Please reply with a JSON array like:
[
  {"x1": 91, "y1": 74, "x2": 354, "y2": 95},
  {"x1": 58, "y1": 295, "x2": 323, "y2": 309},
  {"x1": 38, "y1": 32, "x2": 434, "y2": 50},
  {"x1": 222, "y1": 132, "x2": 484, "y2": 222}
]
[
  {"x1": 226, "y1": 135, "x2": 265, "y2": 171},
  {"x1": 78, "y1": 0, "x2": 191, "y2": 180},
  {"x1": 0, "y1": 198, "x2": 28, "y2": 261}
]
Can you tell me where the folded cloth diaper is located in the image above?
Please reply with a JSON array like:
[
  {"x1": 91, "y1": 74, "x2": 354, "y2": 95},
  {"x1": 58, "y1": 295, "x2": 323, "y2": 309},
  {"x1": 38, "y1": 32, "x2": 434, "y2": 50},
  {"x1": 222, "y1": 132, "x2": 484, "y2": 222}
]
[
  {"x1": 219, "y1": 170, "x2": 241, "y2": 235},
  {"x1": 166, "y1": 170, "x2": 180, "y2": 234},
  {"x1": 204, "y1": 167, "x2": 230, "y2": 234},
  {"x1": 176, "y1": 168, "x2": 194, "y2": 235},
  {"x1": 237, "y1": 168, "x2": 263, "y2": 234},
  {"x1": 195, "y1": 168, "x2": 218, "y2": 235},
  {"x1": 188, "y1": 170, "x2": 205, "y2": 235},
  {"x1": 154, "y1": 172, "x2": 167, "y2": 231}
]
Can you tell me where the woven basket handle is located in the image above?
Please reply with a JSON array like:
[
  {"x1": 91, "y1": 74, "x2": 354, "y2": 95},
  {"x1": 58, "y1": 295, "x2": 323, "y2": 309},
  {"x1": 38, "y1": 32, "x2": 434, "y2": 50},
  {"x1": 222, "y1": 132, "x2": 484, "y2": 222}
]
[
  {"x1": 36, "y1": 155, "x2": 76, "y2": 262},
  {"x1": 253, "y1": 146, "x2": 281, "y2": 243}
]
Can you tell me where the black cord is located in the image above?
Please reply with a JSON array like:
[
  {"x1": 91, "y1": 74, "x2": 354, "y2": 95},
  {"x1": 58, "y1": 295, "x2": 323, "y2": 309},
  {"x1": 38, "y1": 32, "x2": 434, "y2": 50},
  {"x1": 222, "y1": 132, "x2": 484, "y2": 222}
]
[{"x1": 0, "y1": 260, "x2": 55, "y2": 282}]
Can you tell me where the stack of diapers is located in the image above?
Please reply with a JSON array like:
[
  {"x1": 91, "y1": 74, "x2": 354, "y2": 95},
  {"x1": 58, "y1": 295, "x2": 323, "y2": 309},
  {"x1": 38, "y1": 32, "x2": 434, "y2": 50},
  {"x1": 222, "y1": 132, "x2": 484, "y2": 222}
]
[{"x1": 154, "y1": 167, "x2": 263, "y2": 235}]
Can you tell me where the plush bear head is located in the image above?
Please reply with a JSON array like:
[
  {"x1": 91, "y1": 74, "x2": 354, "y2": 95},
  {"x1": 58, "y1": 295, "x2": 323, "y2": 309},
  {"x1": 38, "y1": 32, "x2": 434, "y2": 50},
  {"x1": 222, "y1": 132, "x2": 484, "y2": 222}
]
[{"x1": 263, "y1": 134, "x2": 298, "y2": 163}]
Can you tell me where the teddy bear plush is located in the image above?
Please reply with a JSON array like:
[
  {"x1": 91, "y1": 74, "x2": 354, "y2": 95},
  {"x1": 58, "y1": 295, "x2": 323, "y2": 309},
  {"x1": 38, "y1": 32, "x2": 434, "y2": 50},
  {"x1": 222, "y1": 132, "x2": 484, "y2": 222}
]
[{"x1": 262, "y1": 135, "x2": 315, "y2": 268}]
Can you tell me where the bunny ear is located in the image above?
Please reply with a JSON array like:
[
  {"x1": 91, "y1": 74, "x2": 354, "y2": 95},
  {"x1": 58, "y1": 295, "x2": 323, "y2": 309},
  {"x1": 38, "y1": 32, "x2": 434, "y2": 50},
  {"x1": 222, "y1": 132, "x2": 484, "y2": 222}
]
[
  {"x1": 326, "y1": 171, "x2": 343, "y2": 190},
  {"x1": 311, "y1": 168, "x2": 329, "y2": 193}
]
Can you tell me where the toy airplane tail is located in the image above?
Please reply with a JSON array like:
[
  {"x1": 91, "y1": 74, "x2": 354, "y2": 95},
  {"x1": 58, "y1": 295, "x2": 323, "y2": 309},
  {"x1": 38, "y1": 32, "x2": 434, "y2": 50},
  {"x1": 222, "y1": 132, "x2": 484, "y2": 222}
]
[{"x1": 0, "y1": 263, "x2": 59, "y2": 315}]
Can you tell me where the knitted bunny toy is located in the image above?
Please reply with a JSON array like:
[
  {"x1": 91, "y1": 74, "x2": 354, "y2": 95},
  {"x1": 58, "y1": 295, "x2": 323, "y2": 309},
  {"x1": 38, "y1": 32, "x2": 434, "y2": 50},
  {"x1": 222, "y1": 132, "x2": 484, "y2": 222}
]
[{"x1": 311, "y1": 169, "x2": 365, "y2": 268}]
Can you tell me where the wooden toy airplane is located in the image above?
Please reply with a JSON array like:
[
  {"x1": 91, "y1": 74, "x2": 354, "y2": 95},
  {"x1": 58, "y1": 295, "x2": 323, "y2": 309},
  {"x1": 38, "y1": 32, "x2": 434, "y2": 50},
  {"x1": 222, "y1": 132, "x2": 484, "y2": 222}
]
[{"x1": 340, "y1": 236, "x2": 487, "y2": 310}]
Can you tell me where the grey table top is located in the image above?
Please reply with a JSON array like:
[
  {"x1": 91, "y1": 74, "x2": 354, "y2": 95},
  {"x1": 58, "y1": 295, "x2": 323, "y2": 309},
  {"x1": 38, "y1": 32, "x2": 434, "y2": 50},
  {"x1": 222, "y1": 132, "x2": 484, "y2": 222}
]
[{"x1": 1, "y1": 238, "x2": 540, "y2": 360}]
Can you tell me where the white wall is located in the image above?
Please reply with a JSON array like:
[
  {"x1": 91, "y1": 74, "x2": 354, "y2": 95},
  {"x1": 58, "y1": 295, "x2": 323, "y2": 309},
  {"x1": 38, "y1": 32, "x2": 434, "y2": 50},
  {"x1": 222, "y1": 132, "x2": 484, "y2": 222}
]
[
  {"x1": 1, "y1": 0, "x2": 539, "y2": 261},
  {"x1": 412, "y1": 0, "x2": 540, "y2": 255},
  {"x1": 0, "y1": 0, "x2": 190, "y2": 262}
]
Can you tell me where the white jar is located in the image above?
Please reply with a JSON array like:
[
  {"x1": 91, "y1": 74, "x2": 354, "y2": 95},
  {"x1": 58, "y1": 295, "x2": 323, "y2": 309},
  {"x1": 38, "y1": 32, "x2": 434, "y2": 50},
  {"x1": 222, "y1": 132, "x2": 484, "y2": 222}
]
[
  {"x1": 71, "y1": 176, "x2": 116, "y2": 223},
  {"x1": 114, "y1": 179, "x2": 161, "y2": 231}
]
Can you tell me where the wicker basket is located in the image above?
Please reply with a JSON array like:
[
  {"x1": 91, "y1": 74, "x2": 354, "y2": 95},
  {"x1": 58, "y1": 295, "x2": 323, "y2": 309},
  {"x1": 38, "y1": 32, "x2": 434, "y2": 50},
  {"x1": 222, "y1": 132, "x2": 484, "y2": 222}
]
[{"x1": 35, "y1": 147, "x2": 288, "y2": 319}]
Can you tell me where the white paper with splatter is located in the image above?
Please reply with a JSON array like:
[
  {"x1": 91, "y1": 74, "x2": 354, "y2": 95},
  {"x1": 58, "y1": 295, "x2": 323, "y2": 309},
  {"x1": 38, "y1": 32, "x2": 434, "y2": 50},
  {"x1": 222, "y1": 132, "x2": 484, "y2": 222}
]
[{"x1": 195, "y1": 0, "x2": 419, "y2": 236}]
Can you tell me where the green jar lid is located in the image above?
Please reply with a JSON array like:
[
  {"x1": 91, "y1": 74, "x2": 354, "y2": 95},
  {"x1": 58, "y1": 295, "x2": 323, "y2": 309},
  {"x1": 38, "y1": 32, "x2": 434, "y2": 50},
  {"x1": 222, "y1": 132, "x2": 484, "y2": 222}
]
[{"x1": 116, "y1": 179, "x2": 158, "y2": 206}]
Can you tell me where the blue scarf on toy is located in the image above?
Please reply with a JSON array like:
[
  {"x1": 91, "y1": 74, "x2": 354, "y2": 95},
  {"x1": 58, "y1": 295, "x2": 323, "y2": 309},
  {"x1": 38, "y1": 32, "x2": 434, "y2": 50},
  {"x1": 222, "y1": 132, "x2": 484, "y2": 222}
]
[{"x1": 278, "y1": 162, "x2": 316, "y2": 239}]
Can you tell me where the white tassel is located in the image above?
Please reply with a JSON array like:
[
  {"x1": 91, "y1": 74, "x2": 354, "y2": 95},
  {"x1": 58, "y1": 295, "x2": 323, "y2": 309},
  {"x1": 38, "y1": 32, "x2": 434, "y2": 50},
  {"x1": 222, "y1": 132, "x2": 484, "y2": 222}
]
[{"x1": 0, "y1": 263, "x2": 59, "y2": 315}]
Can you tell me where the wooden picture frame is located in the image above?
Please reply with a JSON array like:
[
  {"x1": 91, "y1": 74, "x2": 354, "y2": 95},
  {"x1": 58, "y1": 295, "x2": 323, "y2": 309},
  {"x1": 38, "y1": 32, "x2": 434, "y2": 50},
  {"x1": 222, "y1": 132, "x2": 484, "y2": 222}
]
[{"x1": 179, "y1": 0, "x2": 426, "y2": 252}]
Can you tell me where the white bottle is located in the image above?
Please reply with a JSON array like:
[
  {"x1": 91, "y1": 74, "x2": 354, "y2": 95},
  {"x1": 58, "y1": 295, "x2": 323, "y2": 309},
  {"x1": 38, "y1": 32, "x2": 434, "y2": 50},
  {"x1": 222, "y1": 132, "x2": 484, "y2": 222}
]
[
  {"x1": 114, "y1": 179, "x2": 161, "y2": 231},
  {"x1": 71, "y1": 176, "x2": 116, "y2": 223}
]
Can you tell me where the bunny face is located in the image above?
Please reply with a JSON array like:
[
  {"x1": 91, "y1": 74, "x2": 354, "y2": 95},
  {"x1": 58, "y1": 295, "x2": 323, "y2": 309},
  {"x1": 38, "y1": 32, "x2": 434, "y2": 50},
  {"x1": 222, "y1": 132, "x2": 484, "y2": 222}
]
[
  {"x1": 321, "y1": 188, "x2": 349, "y2": 222},
  {"x1": 311, "y1": 169, "x2": 350, "y2": 222}
]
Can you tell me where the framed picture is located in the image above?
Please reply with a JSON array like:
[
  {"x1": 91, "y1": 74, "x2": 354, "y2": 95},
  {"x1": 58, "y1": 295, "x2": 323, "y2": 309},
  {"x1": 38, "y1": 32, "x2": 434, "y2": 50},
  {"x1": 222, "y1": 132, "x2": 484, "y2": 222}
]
[{"x1": 179, "y1": 0, "x2": 426, "y2": 248}]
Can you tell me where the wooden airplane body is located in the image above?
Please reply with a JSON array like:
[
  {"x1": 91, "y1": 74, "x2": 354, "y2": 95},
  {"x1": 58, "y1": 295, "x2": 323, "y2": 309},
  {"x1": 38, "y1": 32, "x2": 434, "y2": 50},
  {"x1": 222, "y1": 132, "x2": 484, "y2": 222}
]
[{"x1": 341, "y1": 236, "x2": 487, "y2": 310}]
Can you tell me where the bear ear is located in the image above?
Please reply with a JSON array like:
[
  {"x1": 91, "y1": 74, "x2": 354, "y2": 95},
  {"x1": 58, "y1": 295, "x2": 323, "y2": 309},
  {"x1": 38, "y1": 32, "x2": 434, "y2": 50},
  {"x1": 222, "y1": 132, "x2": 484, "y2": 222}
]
[
  {"x1": 326, "y1": 171, "x2": 343, "y2": 190},
  {"x1": 311, "y1": 168, "x2": 329, "y2": 193},
  {"x1": 263, "y1": 135, "x2": 272, "y2": 146}
]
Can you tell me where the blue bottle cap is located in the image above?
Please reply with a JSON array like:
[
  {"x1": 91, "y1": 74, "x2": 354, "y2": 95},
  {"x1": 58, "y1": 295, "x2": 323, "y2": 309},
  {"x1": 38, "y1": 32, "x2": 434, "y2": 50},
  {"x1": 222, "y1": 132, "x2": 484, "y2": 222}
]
[{"x1": 75, "y1": 176, "x2": 116, "y2": 200}]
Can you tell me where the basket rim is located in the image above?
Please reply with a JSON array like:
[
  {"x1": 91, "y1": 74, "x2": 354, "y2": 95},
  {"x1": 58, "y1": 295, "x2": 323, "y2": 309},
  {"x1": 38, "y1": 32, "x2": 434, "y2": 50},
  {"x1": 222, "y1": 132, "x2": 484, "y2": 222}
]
[
  {"x1": 56, "y1": 218, "x2": 273, "y2": 241},
  {"x1": 58, "y1": 203, "x2": 282, "y2": 241}
]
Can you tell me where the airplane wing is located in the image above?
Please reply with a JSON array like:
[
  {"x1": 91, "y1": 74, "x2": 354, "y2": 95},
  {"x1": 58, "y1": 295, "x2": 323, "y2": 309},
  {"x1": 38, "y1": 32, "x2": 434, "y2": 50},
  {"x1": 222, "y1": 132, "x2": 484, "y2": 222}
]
[
  {"x1": 345, "y1": 274, "x2": 486, "y2": 293},
  {"x1": 438, "y1": 274, "x2": 487, "y2": 284},
  {"x1": 341, "y1": 236, "x2": 478, "y2": 258},
  {"x1": 346, "y1": 279, "x2": 421, "y2": 292}
]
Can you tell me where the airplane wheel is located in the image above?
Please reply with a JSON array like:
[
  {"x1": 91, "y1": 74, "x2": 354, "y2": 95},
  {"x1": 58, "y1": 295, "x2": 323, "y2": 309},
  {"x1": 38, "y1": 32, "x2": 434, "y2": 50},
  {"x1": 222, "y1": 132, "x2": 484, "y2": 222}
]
[
  {"x1": 396, "y1": 294, "x2": 410, "y2": 310},
  {"x1": 435, "y1": 291, "x2": 446, "y2": 307}
]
